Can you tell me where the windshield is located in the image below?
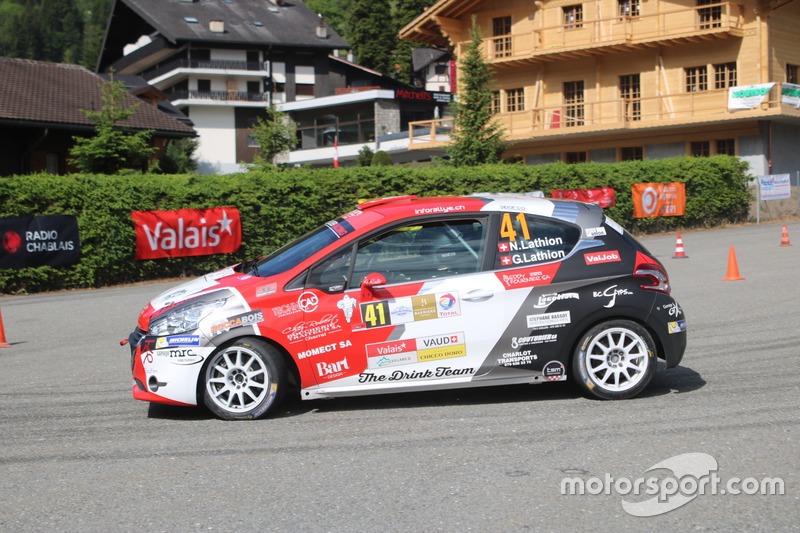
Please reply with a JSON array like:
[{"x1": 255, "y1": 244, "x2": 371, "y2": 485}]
[{"x1": 248, "y1": 218, "x2": 356, "y2": 278}]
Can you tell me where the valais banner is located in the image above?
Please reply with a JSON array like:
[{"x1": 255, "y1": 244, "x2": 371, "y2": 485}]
[
  {"x1": 132, "y1": 207, "x2": 241, "y2": 259},
  {"x1": 631, "y1": 183, "x2": 686, "y2": 218},
  {"x1": 551, "y1": 187, "x2": 616, "y2": 207},
  {"x1": 0, "y1": 215, "x2": 81, "y2": 269}
]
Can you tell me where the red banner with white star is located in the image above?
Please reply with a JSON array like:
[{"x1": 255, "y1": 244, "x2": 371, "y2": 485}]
[{"x1": 131, "y1": 207, "x2": 241, "y2": 259}]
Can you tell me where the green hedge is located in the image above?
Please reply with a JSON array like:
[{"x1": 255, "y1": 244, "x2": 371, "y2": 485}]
[{"x1": 0, "y1": 155, "x2": 750, "y2": 294}]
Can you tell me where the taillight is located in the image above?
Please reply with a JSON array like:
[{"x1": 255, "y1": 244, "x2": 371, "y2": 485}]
[{"x1": 634, "y1": 251, "x2": 670, "y2": 294}]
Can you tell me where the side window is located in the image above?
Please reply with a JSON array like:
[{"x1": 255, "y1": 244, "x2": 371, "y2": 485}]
[
  {"x1": 494, "y1": 213, "x2": 580, "y2": 269},
  {"x1": 307, "y1": 245, "x2": 353, "y2": 293},
  {"x1": 351, "y1": 219, "x2": 486, "y2": 286}
]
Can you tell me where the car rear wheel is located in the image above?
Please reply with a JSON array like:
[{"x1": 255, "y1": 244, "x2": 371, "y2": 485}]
[
  {"x1": 202, "y1": 338, "x2": 286, "y2": 420},
  {"x1": 572, "y1": 320, "x2": 656, "y2": 400}
]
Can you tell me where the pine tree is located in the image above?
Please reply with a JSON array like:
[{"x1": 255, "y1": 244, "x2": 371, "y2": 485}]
[
  {"x1": 345, "y1": 0, "x2": 395, "y2": 76},
  {"x1": 392, "y1": 0, "x2": 436, "y2": 84},
  {"x1": 69, "y1": 74, "x2": 157, "y2": 173},
  {"x1": 447, "y1": 16, "x2": 507, "y2": 166}
]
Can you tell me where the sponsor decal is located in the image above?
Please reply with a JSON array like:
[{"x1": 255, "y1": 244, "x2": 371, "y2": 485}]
[
  {"x1": 325, "y1": 219, "x2": 355, "y2": 239},
  {"x1": 496, "y1": 263, "x2": 560, "y2": 289},
  {"x1": 584, "y1": 250, "x2": 621, "y2": 265},
  {"x1": 593, "y1": 285, "x2": 633, "y2": 308},
  {"x1": 511, "y1": 333, "x2": 558, "y2": 349},
  {"x1": 132, "y1": 207, "x2": 241, "y2": 259},
  {"x1": 527, "y1": 311, "x2": 571, "y2": 329},
  {"x1": 297, "y1": 340, "x2": 352, "y2": 360},
  {"x1": 417, "y1": 333, "x2": 466, "y2": 362},
  {"x1": 668, "y1": 320, "x2": 687, "y2": 334},
  {"x1": 298, "y1": 291, "x2": 319, "y2": 312},
  {"x1": 0, "y1": 215, "x2": 81, "y2": 269},
  {"x1": 282, "y1": 314, "x2": 341, "y2": 343},
  {"x1": 497, "y1": 351, "x2": 538, "y2": 367},
  {"x1": 315, "y1": 356, "x2": 351, "y2": 382},
  {"x1": 155, "y1": 335, "x2": 201, "y2": 348},
  {"x1": 361, "y1": 292, "x2": 461, "y2": 329},
  {"x1": 153, "y1": 348, "x2": 204, "y2": 366},
  {"x1": 210, "y1": 310, "x2": 264, "y2": 335},
  {"x1": 534, "y1": 292, "x2": 579, "y2": 308},
  {"x1": 659, "y1": 302, "x2": 682, "y2": 318},
  {"x1": 367, "y1": 339, "x2": 418, "y2": 369},
  {"x1": 543, "y1": 361, "x2": 566, "y2": 381},
  {"x1": 272, "y1": 302, "x2": 301, "y2": 318},
  {"x1": 256, "y1": 283, "x2": 277, "y2": 297},
  {"x1": 413, "y1": 205, "x2": 467, "y2": 215},
  {"x1": 585, "y1": 227, "x2": 607, "y2": 238},
  {"x1": 358, "y1": 366, "x2": 474, "y2": 383},
  {"x1": 336, "y1": 294, "x2": 358, "y2": 323}
]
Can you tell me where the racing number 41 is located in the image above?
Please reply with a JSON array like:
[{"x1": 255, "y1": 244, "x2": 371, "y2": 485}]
[
  {"x1": 500, "y1": 212, "x2": 530, "y2": 242},
  {"x1": 361, "y1": 301, "x2": 390, "y2": 328}
]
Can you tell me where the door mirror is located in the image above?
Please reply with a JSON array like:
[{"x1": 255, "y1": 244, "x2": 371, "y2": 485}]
[{"x1": 360, "y1": 272, "x2": 386, "y2": 299}]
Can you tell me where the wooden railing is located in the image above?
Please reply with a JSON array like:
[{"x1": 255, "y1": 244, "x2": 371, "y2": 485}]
[{"x1": 465, "y1": 2, "x2": 744, "y2": 63}]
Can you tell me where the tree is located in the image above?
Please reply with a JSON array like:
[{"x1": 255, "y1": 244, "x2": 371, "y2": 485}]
[
  {"x1": 69, "y1": 74, "x2": 156, "y2": 173},
  {"x1": 345, "y1": 0, "x2": 395, "y2": 76},
  {"x1": 249, "y1": 106, "x2": 297, "y2": 169},
  {"x1": 391, "y1": 0, "x2": 436, "y2": 84},
  {"x1": 357, "y1": 145, "x2": 374, "y2": 166},
  {"x1": 156, "y1": 137, "x2": 198, "y2": 174},
  {"x1": 447, "y1": 17, "x2": 507, "y2": 166}
]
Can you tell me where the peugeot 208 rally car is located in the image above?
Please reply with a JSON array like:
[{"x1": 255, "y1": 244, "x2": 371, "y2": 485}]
[{"x1": 126, "y1": 195, "x2": 686, "y2": 420}]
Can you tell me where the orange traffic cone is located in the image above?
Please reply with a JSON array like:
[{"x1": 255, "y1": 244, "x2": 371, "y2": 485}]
[
  {"x1": 779, "y1": 224, "x2": 791, "y2": 247},
  {"x1": 672, "y1": 233, "x2": 688, "y2": 258},
  {"x1": 722, "y1": 246, "x2": 745, "y2": 281},
  {"x1": 0, "y1": 306, "x2": 10, "y2": 348}
]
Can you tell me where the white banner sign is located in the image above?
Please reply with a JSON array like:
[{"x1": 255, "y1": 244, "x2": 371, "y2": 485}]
[
  {"x1": 781, "y1": 83, "x2": 800, "y2": 108},
  {"x1": 728, "y1": 83, "x2": 775, "y2": 109},
  {"x1": 758, "y1": 174, "x2": 791, "y2": 201}
]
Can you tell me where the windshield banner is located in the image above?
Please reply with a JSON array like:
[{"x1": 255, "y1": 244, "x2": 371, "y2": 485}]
[{"x1": 132, "y1": 207, "x2": 241, "y2": 259}]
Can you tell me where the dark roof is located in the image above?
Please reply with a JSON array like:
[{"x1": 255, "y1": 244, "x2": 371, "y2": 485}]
[
  {"x1": 0, "y1": 57, "x2": 195, "y2": 135},
  {"x1": 411, "y1": 48, "x2": 449, "y2": 72},
  {"x1": 100, "y1": 0, "x2": 348, "y2": 66},
  {"x1": 99, "y1": 73, "x2": 194, "y2": 127}
]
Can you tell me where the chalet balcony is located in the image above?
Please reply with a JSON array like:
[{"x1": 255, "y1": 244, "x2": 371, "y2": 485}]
[
  {"x1": 168, "y1": 90, "x2": 270, "y2": 105},
  {"x1": 144, "y1": 59, "x2": 269, "y2": 83},
  {"x1": 475, "y1": 2, "x2": 744, "y2": 66},
  {"x1": 407, "y1": 85, "x2": 800, "y2": 148}
]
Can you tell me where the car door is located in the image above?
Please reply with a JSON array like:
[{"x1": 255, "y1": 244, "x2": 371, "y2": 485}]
[{"x1": 298, "y1": 215, "x2": 511, "y2": 393}]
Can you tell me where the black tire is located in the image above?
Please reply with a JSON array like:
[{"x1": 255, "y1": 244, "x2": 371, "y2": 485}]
[
  {"x1": 202, "y1": 338, "x2": 286, "y2": 420},
  {"x1": 572, "y1": 320, "x2": 656, "y2": 400}
]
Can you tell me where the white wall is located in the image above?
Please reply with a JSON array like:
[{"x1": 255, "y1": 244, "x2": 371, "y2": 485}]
[{"x1": 190, "y1": 106, "x2": 241, "y2": 174}]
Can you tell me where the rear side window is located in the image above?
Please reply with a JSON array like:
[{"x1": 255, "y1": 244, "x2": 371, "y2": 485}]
[{"x1": 494, "y1": 212, "x2": 581, "y2": 269}]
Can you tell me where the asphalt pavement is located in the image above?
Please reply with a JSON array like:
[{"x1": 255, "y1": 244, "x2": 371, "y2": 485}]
[{"x1": 0, "y1": 220, "x2": 798, "y2": 532}]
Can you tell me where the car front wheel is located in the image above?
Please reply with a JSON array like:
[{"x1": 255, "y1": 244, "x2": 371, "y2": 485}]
[
  {"x1": 572, "y1": 320, "x2": 656, "y2": 400},
  {"x1": 202, "y1": 338, "x2": 286, "y2": 420}
]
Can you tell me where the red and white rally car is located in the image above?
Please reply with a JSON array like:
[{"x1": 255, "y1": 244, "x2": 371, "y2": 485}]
[{"x1": 126, "y1": 195, "x2": 686, "y2": 420}]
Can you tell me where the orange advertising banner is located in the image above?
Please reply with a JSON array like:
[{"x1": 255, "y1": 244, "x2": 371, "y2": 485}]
[{"x1": 631, "y1": 182, "x2": 686, "y2": 218}]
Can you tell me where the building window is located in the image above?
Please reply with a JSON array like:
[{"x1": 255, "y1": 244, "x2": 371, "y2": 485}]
[
  {"x1": 691, "y1": 141, "x2": 711, "y2": 157},
  {"x1": 563, "y1": 5, "x2": 583, "y2": 29},
  {"x1": 620, "y1": 74, "x2": 641, "y2": 121},
  {"x1": 563, "y1": 81, "x2": 585, "y2": 127},
  {"x1": 45, "y1": 153, "x2": 59, "y2": 174},
  {"x1": 490, "y1": 91, "x2": 501, "y2": 114},
  {"x1": 620, "y1": 146, "x2": 643, "y2": 161},
  {"x1": 685, "y1": 66, "x2": 708, "y2": 92},
  {"x1": 493, "y1": 16, "x2": 512, "y2": 58},
  {"x1": 716, "y1": 138, "x2": 735, "y2": 155},
  {"x1": 434, "y1": 63, "x2": 448, "y2": 75},
  {"x1": 618, "y1": 0, "x2": 640, "y2": 18},
  {"x1": 714, "y1": 62, "x2": 737, "y2": 89},
  {"x1": 197, "y1": 79, "x2": 211, "y2": 93},
  {"x1": 565, "y1": 152, "x2": 587, "y2": 164},
  {"x1": 698, "y1": 0, "x2": 722, "y2": 29},
  {"x1": 787, "y1": 64, "x2": 798, "y2": 84},
  {"x1": 506, "y1": 88, "x2": 524, "y2": 112}
]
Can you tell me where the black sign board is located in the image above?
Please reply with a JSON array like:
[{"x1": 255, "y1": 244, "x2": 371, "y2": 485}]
[{"x1": 0, "y1": 215, "x2": 81, "y2": 269}]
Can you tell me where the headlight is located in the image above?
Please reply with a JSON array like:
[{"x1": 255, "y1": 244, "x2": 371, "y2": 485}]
[{"x1": 148, "y1": 298, "x2": 227, "y2": 336}]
